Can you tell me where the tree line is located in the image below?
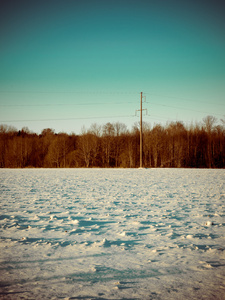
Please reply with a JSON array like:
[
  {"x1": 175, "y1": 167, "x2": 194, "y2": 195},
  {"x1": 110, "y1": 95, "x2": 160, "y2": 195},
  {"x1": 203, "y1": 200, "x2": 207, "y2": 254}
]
[{"x1": 0, "y1": 115, "x2": 224, "y2": 168}]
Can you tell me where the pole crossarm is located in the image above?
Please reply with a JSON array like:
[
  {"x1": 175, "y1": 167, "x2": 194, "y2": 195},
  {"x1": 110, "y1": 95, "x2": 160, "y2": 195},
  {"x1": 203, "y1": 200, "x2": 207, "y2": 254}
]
[{"x1": 135, "y1": 108, "x2": 147, "y2": 115}]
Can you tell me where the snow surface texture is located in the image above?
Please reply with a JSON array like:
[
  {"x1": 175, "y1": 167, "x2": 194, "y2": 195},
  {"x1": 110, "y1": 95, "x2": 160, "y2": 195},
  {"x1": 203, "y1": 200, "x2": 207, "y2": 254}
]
[{"x1": 0, "y1": 168, "x2": 225, "y2": 300}]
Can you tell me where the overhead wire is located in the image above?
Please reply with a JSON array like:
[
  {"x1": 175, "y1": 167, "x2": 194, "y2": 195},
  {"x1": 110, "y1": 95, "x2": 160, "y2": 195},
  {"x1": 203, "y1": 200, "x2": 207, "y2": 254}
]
[
  {"x1": 0, "y1": 100, "x2": 223, "y2": 117},
  {"x1": 0, "y1": 102, "x2": 137, "y2": 107},
  {"x1": 0, "y1": 90, "x2": 139, "y2": 95},
  {"x1": 144, "y1": 92, "x2": 225, "y2": 107},
  {"x1": 149, "y1": 102, "x2": 224, "y2": 117},
  {"x1": 1, "y1": 115, "x2": 135, "y2": 123},
  {"x1": 0, "y1": 91, "x2": 224, "y2": 124},
  {"x1": 0, "y1": 89, "x2": 223, "y2": 107}
]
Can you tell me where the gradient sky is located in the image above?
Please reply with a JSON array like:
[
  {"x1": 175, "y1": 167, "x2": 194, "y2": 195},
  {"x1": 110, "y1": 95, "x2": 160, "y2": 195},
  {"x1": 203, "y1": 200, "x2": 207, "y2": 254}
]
[{"x1": 0, "y1": 0, "x2": 225, "y2": 134}]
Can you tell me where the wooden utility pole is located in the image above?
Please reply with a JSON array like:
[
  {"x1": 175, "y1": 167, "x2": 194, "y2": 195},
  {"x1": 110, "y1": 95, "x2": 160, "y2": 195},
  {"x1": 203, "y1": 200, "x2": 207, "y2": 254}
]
[
  {"x1": 140, "y1": 92, "x2": 143, "y2": 168},
  {"x1": 135, "y1": 92, "x2": 147, "y2": 168}
]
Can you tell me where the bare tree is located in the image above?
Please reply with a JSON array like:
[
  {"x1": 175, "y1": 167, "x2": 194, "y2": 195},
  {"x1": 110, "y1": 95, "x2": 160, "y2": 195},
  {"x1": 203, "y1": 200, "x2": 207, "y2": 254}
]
[
  {"x1": 113, "y1": 122, "x2": 127, "y2": 167},
  {"x1": 203, "y1": 116, "x2": 217, "y2": 168},
  {"x1": 45, "y1": 136, "x2": 62, "y2": 168},
  {"x1": 0, "y1": 116, "x2": 224, "y2": 169},
  {"x1": 102, "y1": 123, "x2": 115, "y2": 167},
  {"x1": 78, "y1": 127, "x2": 99, "y2": 167},
  {"x1": 89, "y1": 123, "x2": 102, "y2": 137}
]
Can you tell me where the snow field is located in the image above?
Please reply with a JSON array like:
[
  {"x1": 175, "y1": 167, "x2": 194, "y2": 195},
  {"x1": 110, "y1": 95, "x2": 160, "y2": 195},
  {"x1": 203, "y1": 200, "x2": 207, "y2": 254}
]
[{"x1": 0, "y1": 168, "x2": 225, "y2": 299}]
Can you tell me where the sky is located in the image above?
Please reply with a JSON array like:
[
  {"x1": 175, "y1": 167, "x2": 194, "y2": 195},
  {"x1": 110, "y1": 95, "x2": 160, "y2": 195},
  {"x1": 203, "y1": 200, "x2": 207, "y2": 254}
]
[{"x1": 0, "y1": 0, "x2": 225, "y2": 134}]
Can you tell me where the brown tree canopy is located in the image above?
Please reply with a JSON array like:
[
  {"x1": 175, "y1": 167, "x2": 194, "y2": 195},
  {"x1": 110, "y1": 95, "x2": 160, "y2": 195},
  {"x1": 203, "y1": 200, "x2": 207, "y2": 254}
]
[{"x1": 0, "y1": 117, "x2": 224, "y2": 168}]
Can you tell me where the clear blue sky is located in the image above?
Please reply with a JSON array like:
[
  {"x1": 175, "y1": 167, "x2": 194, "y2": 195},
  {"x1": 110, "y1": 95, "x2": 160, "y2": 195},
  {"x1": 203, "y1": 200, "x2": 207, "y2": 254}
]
[{"x1": 0, "y1": 0, "x2": 225, "y2": 134}]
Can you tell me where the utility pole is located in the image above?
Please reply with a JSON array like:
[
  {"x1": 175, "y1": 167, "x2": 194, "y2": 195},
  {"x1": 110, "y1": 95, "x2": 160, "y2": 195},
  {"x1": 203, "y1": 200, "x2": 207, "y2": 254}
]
[
  {"x1": 140, "y1": 92, "x2": 143, "y2": 168},
  {"x1": 136, "y1": 92, "x2": 147, "y2": 168}
]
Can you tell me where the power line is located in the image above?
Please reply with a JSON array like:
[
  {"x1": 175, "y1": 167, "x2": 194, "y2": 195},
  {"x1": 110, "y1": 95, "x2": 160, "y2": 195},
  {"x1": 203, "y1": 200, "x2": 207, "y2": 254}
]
[
  {"x1": 148, "y1": 115, "x2": 193, "y2": 123},
  {"x1": 0, "y1": 102, "x2": 137, "y2": 107},
  {"x1": 145, "y1": 92, "x2": 225, "y2": 107},
  {"x1": 0, "y1": 89, "x2": 223, "y2": 107},
  {"x1": 0, "y1": 115, "x2": 135, "y2": 123},
  {"x1": 0, "y1": 90, "x2": 139, "y2": 95},
  {"x1": 1, "y1": 92, "x2": 223, "y2": 122},
  {"x1": 1, "y1": 100, "x2": 223, "y2": 117},
  {"x1": 150, "y1": 102, "x2": 224, "y2": 117}
]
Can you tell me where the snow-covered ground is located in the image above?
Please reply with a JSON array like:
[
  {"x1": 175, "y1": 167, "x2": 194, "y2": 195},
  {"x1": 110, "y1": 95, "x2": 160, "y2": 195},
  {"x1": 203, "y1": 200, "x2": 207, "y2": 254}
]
[{"x1": 0, "y1": 168, "x2": 225, "y2": 300}]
